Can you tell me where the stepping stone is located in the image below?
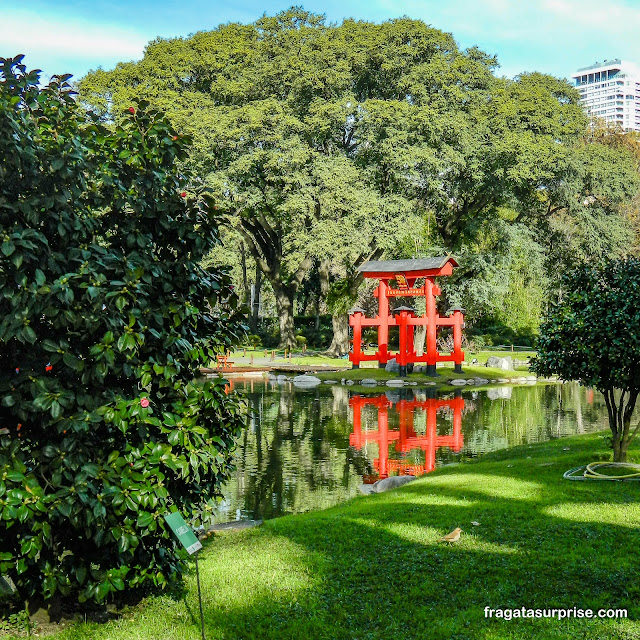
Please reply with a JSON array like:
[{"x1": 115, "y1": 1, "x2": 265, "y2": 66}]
[
  {"x1": 292, "y1": 375, "x2": 321, "y2": 388},
  {"x1": 361, "y1": 379, "x2": 378, "y2": 385},
  {"x1": 451, "y1": 379, "x2": 467, "y2": 386},
  {"x1": 386, "y1": 379, "x2": 406, "y2": 386},
  {"x1": 209, "y1": 519, "x2": 263, "y2": 533},
  {"x1": 360, "y1": 475, "x2": 416, "y2": 495}
]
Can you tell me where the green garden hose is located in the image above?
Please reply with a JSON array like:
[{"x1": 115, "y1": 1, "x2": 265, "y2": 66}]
[{"x1": 563, "y1": 462, "x2": 640, "y2": 481}]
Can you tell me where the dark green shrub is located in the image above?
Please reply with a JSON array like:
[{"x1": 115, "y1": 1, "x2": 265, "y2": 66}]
[
  {"x1": 255, "y1": 318, "x2": 280, "y2": 348},
  {"x1": 246, "y1": 334, "x2": 262, "y2": 347},
  {"x1": 0, "y1": 57, "x2": 246, "y2": 604},
  {"x1": 532, "y1": 257, "x2": 640, "y2": 462},
  {"x1": 292, "y1": 315, "x2": 333, "y2": 349},
  {"x1": 468, "y1": 334, "x2": 486, "y2": 352}
]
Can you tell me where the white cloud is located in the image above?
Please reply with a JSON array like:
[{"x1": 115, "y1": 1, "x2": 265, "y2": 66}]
[
  {"x1": 0, "y1": 8, "x2": 147, "y2": 74},
  {"x1": 541, "y1": 0, "x2": 640, "y2": 27},
  {"x1": 372, "y1": 0, "x2": 640, "y2": 78}
]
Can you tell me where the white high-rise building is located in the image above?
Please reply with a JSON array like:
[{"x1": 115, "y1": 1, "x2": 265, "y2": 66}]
[{"x1": 572, "y1": 59, "x2": 640, "y2": 132}]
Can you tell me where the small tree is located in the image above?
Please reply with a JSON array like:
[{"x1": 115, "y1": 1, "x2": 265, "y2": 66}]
[
  {"x1": 0, "y1": 57, "x2": 245, "y2": 605},
  {"x1": 531, "y1": 257, "x2": 640, "y2": 462}
]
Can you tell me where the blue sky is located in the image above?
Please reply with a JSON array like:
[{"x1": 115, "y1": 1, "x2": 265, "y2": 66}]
[{"x1": 3, "y1": 0, "x2": 640, "y2": 83}]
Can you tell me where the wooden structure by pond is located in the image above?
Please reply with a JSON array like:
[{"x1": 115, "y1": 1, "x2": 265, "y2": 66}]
[
  {"x1": 349, "y1": 393, "x2": 464, "y2": 479},
  {"x1": 349, "y1": 257, "x2": 464, "y2": 376}
]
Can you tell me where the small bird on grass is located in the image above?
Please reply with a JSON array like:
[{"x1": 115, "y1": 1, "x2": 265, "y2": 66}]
[{"x1": 440, "y1": 527, "x2": 462, "y2": 543}]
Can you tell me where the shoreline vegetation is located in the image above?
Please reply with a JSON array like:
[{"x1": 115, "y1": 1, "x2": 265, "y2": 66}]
[{"x1": 20, "y1": 432, "x2": 640, "y2": 639}]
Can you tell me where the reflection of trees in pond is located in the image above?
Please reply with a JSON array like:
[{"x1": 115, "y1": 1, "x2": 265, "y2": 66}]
[
  {"x1": 214, "y1": 381, "x2": 610, "y2": 523},
  {"x1": 219, "y1": 382, "x2": 361, "y2": 521},
  {"x1": 459, "y1": 383, "x2": 608, "y2": 458}
]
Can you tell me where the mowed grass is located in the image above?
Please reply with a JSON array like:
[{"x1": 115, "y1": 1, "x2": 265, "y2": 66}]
[
  {"x1": 36, "y1": 432, "x2": 640, "y2": 640},
  {"x1": 468, "y1": 350, "x2": 536, "y2": 366},
  {"x1": 222, "y1": 349, "x2": 536, "y2": 371}
]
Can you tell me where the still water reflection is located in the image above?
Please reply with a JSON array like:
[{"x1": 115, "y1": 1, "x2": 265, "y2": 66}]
[{"x1": 212, "y1": 380, "x2": 605, "y2": 524}]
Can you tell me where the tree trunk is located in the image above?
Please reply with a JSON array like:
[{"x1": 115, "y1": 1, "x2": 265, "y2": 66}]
[
  {"x1": 250, "y1": 263, "x2": 262, "y2": 332},
  {"x1": 318, "y1": 259, "x2": 330, "y2": 314},
  {"x1": 274, "y1": 285, "x2": 297, "y2": 350},
  {"x1": 414, "y1": 325, "x2": 427, "y2": 356},
  {"x1": 613, "y1": 437, "x2": 628, "y2": 463},
  {"x1": 239, "y1": 242, "x2": 249, "y2": 307},
  {"x1": 236, "y1": 214, "x2": 313, "y2": 350},
  {"x1": 326, "y1": 312, "x2": 349, "y2": 356},
  {"x1": 315, "y1": 259, "x2": 331, "y2": 330},
  {"x1": 603, "y1": 387, "x2": 639, "y2": 463},
  {"x1": 324, "y1": 248, "x2": 384, "y2": 357}
]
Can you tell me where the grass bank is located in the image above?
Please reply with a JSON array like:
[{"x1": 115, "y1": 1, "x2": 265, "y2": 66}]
[{"x1": 31, "y1": 432, "x2": 640, "y2": 639}]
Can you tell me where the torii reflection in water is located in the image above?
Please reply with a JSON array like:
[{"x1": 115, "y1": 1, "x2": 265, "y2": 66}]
[{"x1": 349, "y1": 390, "x2": 464, "y2": 480}]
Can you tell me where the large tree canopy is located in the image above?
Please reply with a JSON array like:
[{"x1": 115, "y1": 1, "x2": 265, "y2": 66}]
[{"x1": 79, "y1": 9, "x2": 640, "y2": 347}]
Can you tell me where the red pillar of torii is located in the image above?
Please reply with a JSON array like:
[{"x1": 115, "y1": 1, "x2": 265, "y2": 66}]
[
  {"x1": 349, "y1": 394, "x2": 464, "y2": 479},
  {"x1": 349, "y1": 257, "x2": 464, "y2": 376}
]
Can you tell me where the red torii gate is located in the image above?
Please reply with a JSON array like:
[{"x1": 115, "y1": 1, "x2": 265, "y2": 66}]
[
  {"x1": 349, "y1": 257, "x2": 464, "y2": 376},
  {"x1": 349, "y1": 393, "x2": 464, "y2": 479}
]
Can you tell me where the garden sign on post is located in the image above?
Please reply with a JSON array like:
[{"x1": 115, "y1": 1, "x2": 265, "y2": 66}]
[
  {"x1": 164, "y1": 512, "x2": 205, "y2": 640},
  {"x1": 349, "y1": 257, "x2": 464, "y2": 376}
]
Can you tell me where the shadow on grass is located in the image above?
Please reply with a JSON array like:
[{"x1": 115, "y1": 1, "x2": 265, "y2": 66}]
[
  {"x1": 225, "y1": 437, "x2": 639, "y2": 639},
  {"x1": 54, "y1": 435, "x2": 640, "y2": 640}
]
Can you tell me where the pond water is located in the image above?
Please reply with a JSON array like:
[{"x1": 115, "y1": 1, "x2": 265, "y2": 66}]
[{"x1": 212, "y1": 379, "x2": 607, "y2": 524}]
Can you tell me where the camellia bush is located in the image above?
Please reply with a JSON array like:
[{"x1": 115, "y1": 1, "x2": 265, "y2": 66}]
[
  {"x1": 532, "y1": 257, "x2": 640, "y2": 462},
  {"x1": 0, "y1": 56, "x2": 246, "y2": 605}
]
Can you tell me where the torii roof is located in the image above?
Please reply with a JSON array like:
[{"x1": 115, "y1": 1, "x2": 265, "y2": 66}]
[{"x1": 357, "y1": 256, "x2": 458, "y2": 278}]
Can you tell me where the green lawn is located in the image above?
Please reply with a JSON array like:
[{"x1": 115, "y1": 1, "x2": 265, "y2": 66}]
[
  {"x1": 32, "y1": 432, "x2": 640, "y2": 640},
  {"x1": 227, "y1": 348, "x2": 534, "y2": 366},
  {"x1": 467, "y1": 350, "x2": 535, "y2": 366},
  {"x1": 220, "y1": 350, "x2": 352, "y2": 368},
  {"x1": 213, "y1": 348, "x2": 539, "y2": 392}
]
